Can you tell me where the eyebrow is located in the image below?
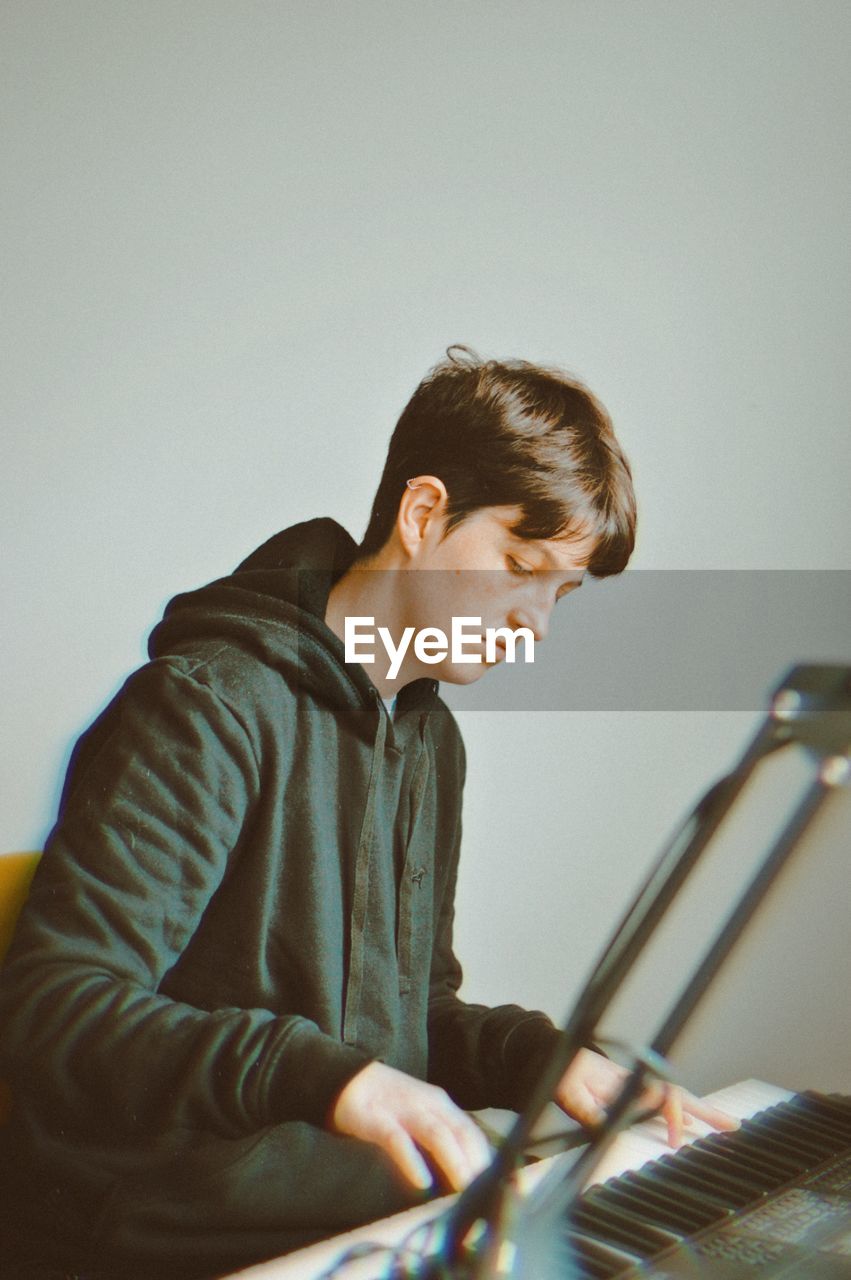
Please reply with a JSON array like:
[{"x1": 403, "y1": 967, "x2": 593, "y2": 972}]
[{"x1": 533, "y1": 543, "x2": 587, "y2": 584}]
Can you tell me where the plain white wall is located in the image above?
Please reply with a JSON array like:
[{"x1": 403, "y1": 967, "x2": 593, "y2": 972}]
[{"x1": 2, "y1": 2, "x2": 849, "y2": 1095}]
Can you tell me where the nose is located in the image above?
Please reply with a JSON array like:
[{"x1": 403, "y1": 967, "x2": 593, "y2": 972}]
[{"x1": 508, "y1": 597, "x2": 552, "y2": 644}]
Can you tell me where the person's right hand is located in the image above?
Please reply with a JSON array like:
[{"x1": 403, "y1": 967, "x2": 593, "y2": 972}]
[{"x1": 328, "y1": 1061, "x2": 492, "y2": 1192}]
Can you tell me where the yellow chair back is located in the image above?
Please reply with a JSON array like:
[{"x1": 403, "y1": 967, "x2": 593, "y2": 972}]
[
  {"x1": 0, "y1": 851, "x2": 41, "y2": 964},
  {"x1": 0, "y1": 851, "x2": 41, "y2": 1125}
]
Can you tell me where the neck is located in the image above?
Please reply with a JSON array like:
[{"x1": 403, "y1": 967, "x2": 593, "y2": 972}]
[{"x1": 325, "y1": 548, "x2": 416, "y2": 698}]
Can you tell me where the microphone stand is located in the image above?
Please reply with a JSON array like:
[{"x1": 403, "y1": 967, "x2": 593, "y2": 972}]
[{"x1": 409, "y1": 663, "x2": 851, "y2": 1279}]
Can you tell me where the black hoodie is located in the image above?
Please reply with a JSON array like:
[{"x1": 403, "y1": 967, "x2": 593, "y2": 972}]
[{"x1": 0, "y1": 518, "x2": 560, "y2": 1267}]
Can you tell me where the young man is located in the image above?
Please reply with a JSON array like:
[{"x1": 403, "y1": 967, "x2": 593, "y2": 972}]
[{"x1": 0, "y1": 349, "x2": 732, "y2": 1278}]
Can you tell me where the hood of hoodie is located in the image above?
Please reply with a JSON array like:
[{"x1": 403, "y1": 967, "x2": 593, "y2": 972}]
[{"x1": 147, "y1": 517, "x2": 439, "y2": 733}]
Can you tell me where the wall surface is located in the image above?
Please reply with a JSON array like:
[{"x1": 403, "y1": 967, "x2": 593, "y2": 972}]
[{"x1": 2, "y1": 1, "x2": 849, "y2": 1096}]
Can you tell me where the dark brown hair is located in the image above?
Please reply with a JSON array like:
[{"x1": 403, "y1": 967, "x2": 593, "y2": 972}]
[{"x1": 359, "y1": 346, "x2": 637, "y2": 576}]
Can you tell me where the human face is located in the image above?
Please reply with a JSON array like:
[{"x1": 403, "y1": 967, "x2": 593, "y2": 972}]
[{"x1": 397, "y1": 505, "x2": 594, "y2": 685}]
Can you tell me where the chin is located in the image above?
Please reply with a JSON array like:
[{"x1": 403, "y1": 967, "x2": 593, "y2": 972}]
[{"x1": 435, "y1": 660, "x2": 497, "y2": 686}]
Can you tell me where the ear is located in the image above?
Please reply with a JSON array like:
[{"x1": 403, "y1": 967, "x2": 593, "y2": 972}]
[{"x1": 396, "y1": 475, "x2": 448, "y2": 560}]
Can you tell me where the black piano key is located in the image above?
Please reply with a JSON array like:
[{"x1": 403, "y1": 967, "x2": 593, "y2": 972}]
[
  {"x1": 796, "y1": 1108, "x2": 851, "y2": 1151},
  {"x1": 566, "y1": 1226, "x2": 642, "y2": 1278},
  {"x1": 749, "y1": 1111, "x2": 837, "y2": 1163},
  {"x1": 775, "y1": 1099, "x2": 847, "y2": 1138},
  {"x1": 686, "y1": 1136, "x2": 781, "y2": 1194},
  {"x1": 621, "y1": 1172, "x2": 721, "y2": 1228},
  {"x1": 627, "y1": 1163, "x2": 731, "y2": 1222},
  {"x1": 574, "y1": 1193, "x2": 679, "y2": 1256},
  {"x1": 787, "y1": 1094, "x2": 851, "y2": 1142},
  {"x1": 563, "y1": 1229, "x2": 620, "y2": 1279},
  {"x1": 556, "y1": 1243, "x2": 598, "y2": 1280},
  {"x1": 772, "y1": 1102, "x2": 850, "y2": 1155},
  {"x1": 586, "y1": 1184, "x2": 684, "y2": 1245},
  {"x1": 656, "y1": 1149, "x2": 755, "y2": 1208},
  {"x1": 694, "y1": 1132, "x2": 789, "y2": 1189},
  {"x1": 721, "y1": 1125, "x2": 805, "y2": 1178},
  {"x1": 799, "y1": 1091, "x2": 851, "y2": 1136},
  {"x1": 595, "y1": 1179, "x2": 695, "y2": 1238},
  {"x1": 650, "y1": 1157, "x2": 746, "y2": 1213},
  {"x1": 739, "y1": 1114, "x2": 822, "y2": 1166},
  {"x1": 571, "y1": 1207, "x2": 652, "y2": 1263},
  {"x1": 559, "y1": 1231, "x2": 610, "y2": 1280},
  {"x1": 701, "y1": 1131, "x2": 798, "y2": 1177},
  {"x1": 825, "y1": 1091, "x2": 851, "y2": 1116}
]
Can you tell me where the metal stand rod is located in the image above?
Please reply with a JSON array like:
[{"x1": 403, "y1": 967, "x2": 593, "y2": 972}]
[{"x1": 533, "y1": 770, "x2": 838, "y2": 1221}]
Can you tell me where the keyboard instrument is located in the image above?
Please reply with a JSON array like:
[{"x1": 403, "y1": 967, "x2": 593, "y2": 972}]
[
  {"x1": 552, "y1": 1088, "x2": 851, "y2": 1277},
  {"x1": 229, "y1": 1080, "x2": 851, "y2": 1279}
]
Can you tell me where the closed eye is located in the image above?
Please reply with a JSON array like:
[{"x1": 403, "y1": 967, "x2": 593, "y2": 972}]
[{"x1": 506, "y1": 555, "x2": 534, "y2": 577}]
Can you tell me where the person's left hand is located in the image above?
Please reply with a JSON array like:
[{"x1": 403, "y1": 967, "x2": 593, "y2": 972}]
[{"x1": 555, "y1": 1048, "x2": 740, "y2": 1148}]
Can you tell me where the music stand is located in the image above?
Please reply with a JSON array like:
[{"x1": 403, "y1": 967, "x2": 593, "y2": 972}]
[{"x1": 410, "y1": 663, "x2": 851, "y2": 1279}]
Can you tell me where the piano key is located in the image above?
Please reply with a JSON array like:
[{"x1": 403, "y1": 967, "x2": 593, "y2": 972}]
[
  {"x1": 656, "y1": 1148, "x2": 756, "y2": 1207},
  {"x1": 772, "y1": 1102, "x2": 851, "y2": 1153},
  {"x1": 798, "y1": 1091, "x2": 851, "y2": 1135},
  {"x1": 706, "y1": 1131, "x2": 798, "y2": 1177},
  {"x1": 690, "y1": 1077, "x2": 794, "y2": 1125},
  {"x1": 573, "y1": 1193, "x2": 680, "y2": 1255},
  {"x1": 627, "y1": 1163, "x2": 732, "y2": 1221},
  {"x1": 717, "y1": 1126, "x2": 805, "y2": 1179},
  {"x1": 776, "y1": 1097, "x2": 848, "y2": 1135},
  {"x1": 686, "y1": 1137, "x2": 783, "y2": 1194},
  {"x1": 566, "y1": 1227, "x2": 643, "y2": 1277},
  {"x1": 562, "y1": 1230, "x2": 618, "y2": 1279},
  {"x1": 570, "y1": 1212, "x2": 654, "y2": 1265},
  {"x1": 694, "y1": 1132, "x2": 790, "y2": 1189},
  {"x1": 616, "y1": 1172, "x2": 716, "y2": 1228},
  {"x1": 787, "y1": 1093, "x2": 851, "y2": 1137},
  {"x1": 584, "y1": 1182, "x2": 684, "y2": 1243},
  {"x1": 738, "y1": 1115, "x2": 823, "y2": 1166},
  {"x1": 594, "y1": 1179, "x2": 695, "y2": 1237},
  {"x1": 749, "y1": 1112, "x2": 838, "y2": 1163}
]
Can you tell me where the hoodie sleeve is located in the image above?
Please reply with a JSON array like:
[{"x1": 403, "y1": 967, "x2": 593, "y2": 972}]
[
  {"x1": 425, "y1": 727, "x2": 563, "y2": 1112},
  {"x1": 0, "y1": 659, "x2": 370, "y2": 1140}
]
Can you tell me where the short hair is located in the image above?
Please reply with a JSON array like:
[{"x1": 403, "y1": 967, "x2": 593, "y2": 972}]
[{"x1": 358, "y1": 346, "x2": 637, "y2": 576}]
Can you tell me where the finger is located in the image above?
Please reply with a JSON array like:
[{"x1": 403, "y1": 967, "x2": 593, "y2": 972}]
[
  {"x1": 399, "y1": 1116, "x2": 470, "y2": 1192},
  {"x1": 664, "y1": 1085, "x2": 685, "y2": 1148},
  {"x1": 447, "y1": 1111, "x2": 493, "y2": 1180},
  {"x1": 430, "y1": 1091, "x2": 493, "y2": 1183},
  {"x1": 383, "y1": 1124, "x2": 434, "y2": 1191},
  {"x1": 682, "y1": 1097, "x2": 741, "y2": 1132},
  {"x1": 423, "y1": 1104, "x2": 492, "y2": 1190},
  {"x1": 432, "y1": 1116, "x2": 491, "y2": 1192}
]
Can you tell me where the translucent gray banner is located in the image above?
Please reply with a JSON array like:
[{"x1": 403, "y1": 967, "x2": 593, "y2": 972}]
[{"x1": 421, "y1": 570, "x2": 851, "y2": 712}]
